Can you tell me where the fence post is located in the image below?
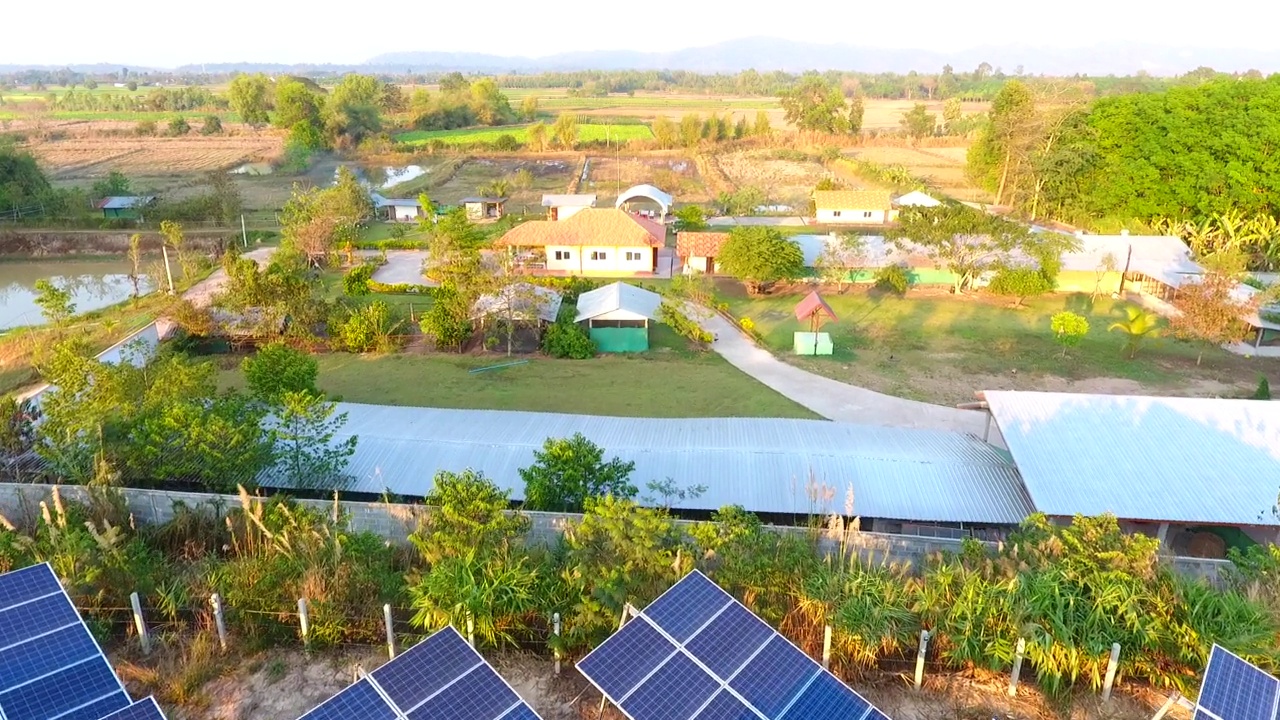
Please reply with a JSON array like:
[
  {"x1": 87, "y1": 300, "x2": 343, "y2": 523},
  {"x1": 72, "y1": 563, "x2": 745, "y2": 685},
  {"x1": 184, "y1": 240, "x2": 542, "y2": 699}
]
[
  {"x1": 210, "y1": 593, "x2": 227, "y2": 651},
  {"x1": 298, "y1": 598, "x2": 310, "y2": 646},
  {"x1": 130, "y1": 592, "x2": 151, "y2": 656},
  {"x1": 1102, "y1": 642, "x2": 1121, "y2": 702},
  {"x1": 160, "y1": 245, "x2": 175, "y2": 294},
  {"x1": 466, "y1": 613, "x2": 475, "y2": 648},
  {"x1": 821, "y1": 625, "x2": 833, "y2": 669},
  {"x1": 553, "y1": 613, "x2": 562, "y2": 676},
  {"x1": 914, "y1": 630, "x2": 930, "y2": 691},
  {"x1": 1151, "y1": 693, "x2": 1180, "y2": 720},
  {"x1": 384, "y1": 604, "x2": 396, "y2": 660},
  {"x1": 1008, "y1": 637, "x2": 1026, "y2": 697}
]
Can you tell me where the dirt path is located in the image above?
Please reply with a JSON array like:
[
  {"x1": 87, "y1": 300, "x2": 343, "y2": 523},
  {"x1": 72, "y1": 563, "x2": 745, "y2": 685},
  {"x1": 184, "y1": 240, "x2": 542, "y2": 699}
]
[{"x1": 690, "y1": 303, "x2": 988, "y2": 435}]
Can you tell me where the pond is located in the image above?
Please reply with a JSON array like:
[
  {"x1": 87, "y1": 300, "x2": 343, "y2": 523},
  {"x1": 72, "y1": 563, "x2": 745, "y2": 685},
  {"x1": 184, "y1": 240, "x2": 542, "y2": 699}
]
[
  {"x1": 342, "y1": 165, "x2": 429, "y2": 192},
  {"x1": 0, "y1": 259, "x2": 155, "y2": 331}
]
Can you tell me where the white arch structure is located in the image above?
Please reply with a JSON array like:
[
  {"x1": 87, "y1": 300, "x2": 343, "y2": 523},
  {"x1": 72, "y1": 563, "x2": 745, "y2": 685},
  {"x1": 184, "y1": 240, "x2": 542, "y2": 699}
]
[{"x1": 615, "y1": 184, "x2": 673, "y2": 216}]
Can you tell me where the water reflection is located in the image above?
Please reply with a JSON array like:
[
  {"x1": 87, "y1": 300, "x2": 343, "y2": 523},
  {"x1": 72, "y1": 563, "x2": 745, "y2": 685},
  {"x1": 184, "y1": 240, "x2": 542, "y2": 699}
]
[
  {"x1": 0, "y1": 260, "x2": 156, "y2": 331},
  {"x1": 339, "y1": 165, "x2": 429, "y2": 192}
]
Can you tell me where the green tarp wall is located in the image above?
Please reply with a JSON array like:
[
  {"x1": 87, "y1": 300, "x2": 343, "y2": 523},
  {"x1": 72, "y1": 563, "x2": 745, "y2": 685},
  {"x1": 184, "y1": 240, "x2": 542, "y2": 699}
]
[{"x1": 589, "y1": 326, "x2": 649, "y2": 352}]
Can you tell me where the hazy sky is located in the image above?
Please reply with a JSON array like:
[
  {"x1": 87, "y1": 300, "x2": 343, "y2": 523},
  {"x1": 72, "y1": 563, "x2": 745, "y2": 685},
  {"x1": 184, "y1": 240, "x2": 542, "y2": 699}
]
[{"x1": 4, "y1": 0, "x2": 1276, "y2": 66}]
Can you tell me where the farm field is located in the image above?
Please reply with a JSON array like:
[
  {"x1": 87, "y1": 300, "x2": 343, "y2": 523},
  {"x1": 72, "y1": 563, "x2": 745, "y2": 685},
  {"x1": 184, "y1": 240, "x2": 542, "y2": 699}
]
[
  {"x1": 215, "y1": 330, "x2": 818, "y2": 419},
  {"x1": 371, "y1": 155, "x2": 578, "y2": 207},
  {"x1": 395, "y1": 123, "x2": 653, "y2": 146},
  {"x1": 27, "y1": 134, "x2": 283, "y2": 178},
  {"x1": 720, "y1": 284, "x2": 1274, "y2": 405},
  {"x1": 581, "y1": 154, "x2": 710, "y2": 203},
  {"x1": 847, "y1": 144, "x2": 990, "y2": 202},
  {"x1": 718, "y1": 149, "x2": 828, "y2": 207}
]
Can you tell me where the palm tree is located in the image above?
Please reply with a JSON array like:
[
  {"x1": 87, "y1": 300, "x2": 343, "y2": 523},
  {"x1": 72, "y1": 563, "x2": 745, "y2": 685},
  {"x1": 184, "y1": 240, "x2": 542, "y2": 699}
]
[{"x1": 1108, "y1": 306, "x2": 1162, "y2": 359}]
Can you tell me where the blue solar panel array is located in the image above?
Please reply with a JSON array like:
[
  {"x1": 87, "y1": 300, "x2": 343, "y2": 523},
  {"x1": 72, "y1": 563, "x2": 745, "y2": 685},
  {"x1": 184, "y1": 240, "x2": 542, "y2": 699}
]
[
  {"x1": 297, "y1": 626, "x2": 543, "y2": 720},
  {"x1": 97, "y1": 698, "x2": 169, "y2": 720},
  {"x1": 577, "y1": 570, "x2": 890, "y2": 720},
  {"x1": 0, "y1": 563, "x2": 140, "y2": 720},
  {"x1": 1195, "y1": 645, "x2": 1280, "y2": 720}
]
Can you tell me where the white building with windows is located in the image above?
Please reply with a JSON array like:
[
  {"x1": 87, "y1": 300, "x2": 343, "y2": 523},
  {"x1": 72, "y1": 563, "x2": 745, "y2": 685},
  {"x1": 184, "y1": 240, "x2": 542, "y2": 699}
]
[
  {"x1": 813, "y1": 190, "x2": 896, "y2": 225},
  {"x1": 495, "y1": 208, "x2": 666, "y2": 276}
]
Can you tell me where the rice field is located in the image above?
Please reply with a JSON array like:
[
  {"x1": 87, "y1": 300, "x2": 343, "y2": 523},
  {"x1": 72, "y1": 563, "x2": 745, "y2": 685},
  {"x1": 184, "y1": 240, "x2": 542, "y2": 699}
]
[
  {"x1": 29, "y1": 135, "x2": 283, "y2": 178},
  {"x1": 848, "y1": 144, "x2": 989, "y2": 202},
  {"x1": 395, "y1": 123, "x2": 654, "y2": 146},
  {"x1": 717, "y1": 149, "x2": 828, "y2": 206}
]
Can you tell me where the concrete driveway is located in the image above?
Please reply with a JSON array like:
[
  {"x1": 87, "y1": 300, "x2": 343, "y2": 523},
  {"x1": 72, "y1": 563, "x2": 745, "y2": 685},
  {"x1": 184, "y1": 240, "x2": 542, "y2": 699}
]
[
  {"x1": 370, "y1": 250, "x2": 435, "y2": 286},
  {"x1": 690, "y1": 304, "x2": 988, "y2": 435}
]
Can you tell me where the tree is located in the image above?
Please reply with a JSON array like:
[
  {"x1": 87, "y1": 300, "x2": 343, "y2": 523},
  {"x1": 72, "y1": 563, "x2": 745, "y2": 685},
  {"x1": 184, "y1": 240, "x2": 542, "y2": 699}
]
[
  {"x1": 779, "y1": 75, "x2": 849, "y2": 134},
  {"x1": 126, "y1": 233, "x2": 143, "y2": 299},
  {"x1": 733, "y1": 116, "x2": 748, "y2": 139},
  {"x1": 1091, "y1": 252, "x2": 1119, "y2": 301},
  {"x1": 519, "y1": 95, "x2": 539, "y2": 121},
  {"x1": 942, "y1": 97, "x2": 963, "y2": 132},
  {"x1": 33, "y1": 279, "x2": 74, "y2": 325},
  {"x1": 166, "y1": 116, "x2": 190, "y2": 136},
  {"x1": 242, "y1": 342, "x2": 319, "y2": 402},
  {"x1": 967, "y1": 79, "x2": 1035, "y2": 205},
  {"x1": 679, "y1": 114, "x2": 703, "y2": 148},
  {"x1": 847, "y1": 95, "x2": 864, "y2": 135},
  {"x1": 1050, "y1": 311, "x2": 1090, "y2": 357},
  {"x1": 718, "y1": 226, "x2": 806, "y2": 295},
  {"x1": 426, "y1": 208, "x2": 484, "y2": 286},
  {"x1": 815, "y1": 232, "x2": 868, "y2": 291},
  {"x1": 420, "y1": 287, "x2": 473, "y2": 352},
  {"x1": 552, "y1": 113, "x2": 578, "y2": 149},
  {"x1": 1170, "y1": 271, "x2": 1254, "y2": 364},
  {"x1": 652, "y1": 115, "x2": 677, "y2": 149},
  {"x1": 519, "y1": 433, "x2": 637, "y2": 513},
  {"x1": 526, "y1": 121, "x2": 548, "y2": 152},
  {"x1": 1108, "y1": 306, "x2": 1162, "y2": 359},
  {"x1": 90, "y1": 170, "x2": 131, "y2": 199},
  {"x1": 160, "y1": 220, "x2": 198, "y2": 282},
  {"x1": 227, "y1": 73, "x2": 271, "y2": 126},
  {"x1": 673, "y1": 205, "x2": 708, "y2": 232},
  {"x1": 325, "y1": 74, "x2": 384, "y2": 143},
  {"x1": 752, "y1": 111, "x2": 772, "y2": 138},
  {"x1": 987, "y1": 265, "x2": 1052, "y2": 307},
  {"x1": 273, "y1": 77, "x2": 324, "y2": 129},
  {"x1": 900, "y1": 103, "x2": 937, "y2": 140},
  {"x1": 888, "y1": 204, "x2": 1036, "y2": 293},
  {"x1": 200, "y1": 115, "x2": 223, "y2": 135},
  {"x1": 263, "y1": 390, "x2": 357, "y2": 491},
  {"x1": 413, "y1": 469, "x2": 530, "y2": 564}
]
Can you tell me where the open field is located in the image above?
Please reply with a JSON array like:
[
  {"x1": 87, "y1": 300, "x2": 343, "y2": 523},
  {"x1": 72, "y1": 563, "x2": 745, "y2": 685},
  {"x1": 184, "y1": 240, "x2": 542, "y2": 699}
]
[
  {"x1": 718, "y1": 149, "x2": 829, "y2": 207},
  {"x1": 375, "y1": 155, "x2": 577, "y2": 206},
  {"x1": 720, "y1": 284, "x2": 1276, "y2": 405},
  {"x1": 582, "y1": 154, "x2": 710, "y2": 203},
  {"x1": 395, "y1": 123, "x2": 653, "y2": 146},
  {"x1": 215, "y1": 329, "x2": 818, "y2": 419},
  {"x1": 847, "y1": 144, "x2": 989, "y2": 202},
  {"x1": 26, "y1": 134, "x2": 282, "y2": 179}
]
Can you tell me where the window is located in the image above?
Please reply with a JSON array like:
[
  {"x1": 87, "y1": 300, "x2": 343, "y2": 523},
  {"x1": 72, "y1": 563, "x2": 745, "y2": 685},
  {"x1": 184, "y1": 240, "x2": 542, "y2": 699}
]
[
  {"x1": 832, "y1": 210, "x2": 842, "y2": 217},
  {"x1": 863, "y1": 211, "x2": 873, "y2": 218},
  {"x1": 625, "y1": 251, "x2": 642, "y2": 261},
  {"x1": 554, "y1": 250, "x2": 570, "y2": 260},
  {"x1": 590, "y1": 251, "x2": 608, "y2": 261}
]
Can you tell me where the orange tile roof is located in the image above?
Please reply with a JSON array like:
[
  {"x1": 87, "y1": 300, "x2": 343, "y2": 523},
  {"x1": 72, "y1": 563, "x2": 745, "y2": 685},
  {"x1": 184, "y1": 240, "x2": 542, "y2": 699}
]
[
  {"x1": 813, "y1": 190, "x2": 893, "y2": 211},
  {"x1": 676, "y1": 231, "x2": 730, "y2": 258},
  {"x1": 495, "y1": 208, "x2": 665, "y2": 248}
]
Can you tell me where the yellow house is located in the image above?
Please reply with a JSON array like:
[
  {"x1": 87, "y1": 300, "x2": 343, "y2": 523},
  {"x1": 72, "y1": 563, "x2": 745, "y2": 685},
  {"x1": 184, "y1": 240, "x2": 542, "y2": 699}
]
[{"x1": 494, "y1": 208, "x2": 666, "y2": 276}]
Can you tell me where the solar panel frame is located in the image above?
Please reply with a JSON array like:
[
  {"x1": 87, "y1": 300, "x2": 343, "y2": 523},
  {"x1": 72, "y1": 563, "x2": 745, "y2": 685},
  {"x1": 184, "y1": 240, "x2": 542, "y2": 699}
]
[
  {"x1": 1194, "y1": 644, "x2": 1280, "y2": 720},
  {"x1": 576, "y1": 570, "x2": 889, "y2": 720},
  {"x1": 96, "y1": 697, "x2": 170, "y2": 720},
  {"x1": 0, "y1": 563, "x2": 132, "y2": 720}
]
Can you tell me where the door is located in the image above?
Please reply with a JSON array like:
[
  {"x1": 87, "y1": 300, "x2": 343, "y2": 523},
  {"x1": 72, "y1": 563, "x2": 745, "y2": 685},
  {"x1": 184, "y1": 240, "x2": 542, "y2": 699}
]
[
  {"x1": 705, "y1": 257, "x2": 714, "y2": 274},
  {"x1": 652, "y1": 247, "x2": 659, "y2": 272}
]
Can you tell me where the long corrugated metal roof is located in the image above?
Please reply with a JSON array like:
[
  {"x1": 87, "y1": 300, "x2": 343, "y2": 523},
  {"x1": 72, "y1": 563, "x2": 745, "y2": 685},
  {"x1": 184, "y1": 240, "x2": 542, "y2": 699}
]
[
  {"x1": 574, "y1": 282, "x2": 662, "y2": 322},
  {"x1": 282, "y1": 404, "x2": 1034, "y2": 524},
  {"x1": 985, "y1": 391, "x2": 1280, "y2": 526},
  {"x1": 98, "y1": 196, "x2": 155, "y2": 210}
]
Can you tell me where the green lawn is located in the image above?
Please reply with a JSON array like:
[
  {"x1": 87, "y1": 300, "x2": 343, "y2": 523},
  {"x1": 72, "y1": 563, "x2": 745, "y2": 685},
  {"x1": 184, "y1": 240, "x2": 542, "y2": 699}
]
[
  {"x1": 395, "y1": 123, "x2": 654, "y2": 146},
  {"x1": 721, "y1": 286, "x2": 1275, "y2": 405},
  {"x1": 217, "y1": 328, "x2": 818, "y2": 419}
]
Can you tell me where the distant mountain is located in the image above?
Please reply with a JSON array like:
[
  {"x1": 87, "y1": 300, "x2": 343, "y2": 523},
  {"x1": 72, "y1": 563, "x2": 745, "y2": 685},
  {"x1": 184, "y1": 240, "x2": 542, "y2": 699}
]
[
  {"x1": 368, "y1": 37, "x2": 1280, "y2": 76},
  {"x1": 7, "y1": 38, "x2": 1280, "y2": 77}
]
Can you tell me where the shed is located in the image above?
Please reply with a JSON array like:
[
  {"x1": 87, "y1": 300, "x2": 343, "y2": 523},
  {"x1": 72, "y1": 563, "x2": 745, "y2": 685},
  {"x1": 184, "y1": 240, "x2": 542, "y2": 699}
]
[
  {"x1": 894, "y1": 190, "x2": 941, "y2": 208},
  {"x1": 542, "y1": 193, "x2": 597, "y2": 221},
  {"x1": 615, "y1": 184, "x2": 673, "y2": 218},
  {"x1": 372, "y1": 193, "x2": 425, "y2": 222},
  {"x1": 98, "y1": 196, "x2": 156, "y2": 220},
  {"x1": 676, "y1": 231, "x2": 730, "y2": 274},
  {"x1": 471, "y1": 283, "x2": 563, "y2": 324},
  {"x1": 460, "y1": 196, "x2": 507, "y2": 221},
  {"x1": 574, "y1": 281, "x2": 662, "y2": 352},
  {"x1": 813, "y1": 190, "x2": 894, "y2": 225},
  {"x1": 983, "y1": 390, "x2": 1280, "y2": 551}
]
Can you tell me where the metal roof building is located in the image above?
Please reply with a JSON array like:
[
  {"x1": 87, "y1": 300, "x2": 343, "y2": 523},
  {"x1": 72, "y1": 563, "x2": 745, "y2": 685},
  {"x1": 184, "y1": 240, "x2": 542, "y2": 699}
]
[
  {"x1": 281, "y1": 404, "x2": 1034, "y2": 524},
  {"x1": 574, "y1": 282, "x2": 662, "y2": 323},
  {"x1": 984, "y1": 391, "x2": 1280, "y2": 526}
]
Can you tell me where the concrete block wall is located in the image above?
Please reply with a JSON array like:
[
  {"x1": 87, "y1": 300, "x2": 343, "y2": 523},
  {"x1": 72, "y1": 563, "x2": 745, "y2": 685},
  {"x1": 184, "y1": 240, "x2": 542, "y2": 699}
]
[{"x1": 0, "y1": 484, "x2": 1230, "y2": 585}]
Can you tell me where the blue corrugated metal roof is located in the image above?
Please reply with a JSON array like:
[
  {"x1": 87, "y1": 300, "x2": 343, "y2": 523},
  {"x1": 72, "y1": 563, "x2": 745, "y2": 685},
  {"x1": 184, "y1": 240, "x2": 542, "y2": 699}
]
[
  {"x1": 99, "y1": 196, "x2": 154, "y2": 210},
  {"x1": 985, "y1": 391, "x2": 1280, "y2": 526},
  {"x1": 275, "y1": 404, "x2": 1034, "y2": 524}
]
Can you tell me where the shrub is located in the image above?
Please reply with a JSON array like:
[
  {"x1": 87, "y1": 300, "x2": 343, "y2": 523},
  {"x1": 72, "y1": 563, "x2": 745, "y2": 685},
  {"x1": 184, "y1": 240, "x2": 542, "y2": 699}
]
[
  {"x1": 542, "y1": 320, "x2": 595, "y2": 359},
  {"x1": 658, "y1": 301, "x2": 713, "y2": 345},
  {"x1": 873, "y1": 264, "x2": 911, "y2": 295},
  {"x1": 167, "y1": 116, "x2": 191, "y2": 136},
  {"x1": 491, "y1": 134, "x2": 521, "y2": 151},
  {"x1": 200, "y1": 115, "x2": 223, "y2": 135},
  {"x1": 519, "y1": 433, "x2": 637, "y2": 513},
  {"x1": 342, "y1": 264, "x2": 375, "y2": 296},
  {"x1": 1050, "y1": 311, "x2": 1090, "y2": 357},
  {"x1": 419, "y1": 288, "x2": 472, "y2": 351},
  {"x1": 331, "y1": 300, "x2": 403, "y2": 353},
  {"x1": 241, "y1": 343, "x2": 319, "y2": 402},
  {"x1": 1253, "y1": 375, "x2": 1271, "y2": 400},
  {"x1": 987, "y1": 265, "x2": 1052, "y2": 306},
  {"x1": 135, "y1": 119, "x2": 157, "y2": 136}
]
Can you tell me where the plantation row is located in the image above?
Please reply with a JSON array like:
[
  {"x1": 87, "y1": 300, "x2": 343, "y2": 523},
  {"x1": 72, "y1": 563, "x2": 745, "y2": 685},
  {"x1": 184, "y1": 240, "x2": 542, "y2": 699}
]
[{"x1": 6, "y1": 476, "x2": 1280, "y2": 705}]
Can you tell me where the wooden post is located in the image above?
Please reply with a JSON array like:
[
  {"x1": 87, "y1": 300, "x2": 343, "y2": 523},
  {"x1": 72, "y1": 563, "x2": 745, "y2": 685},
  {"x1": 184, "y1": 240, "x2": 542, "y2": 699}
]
[
  {"x1": 553, "y1": 613, "x2": 562, "y2": 676},
  {"x1": 298, "y1": 598, "x2": 310, "y2": 646},
  {"x1": 914, "y1": 630, "x2": 930, "y2": 691},
  {"x1": 466, "y1": 614, "x2": 475, "y2": 648},
  {"x1": 821, "y1": 625, "x2": 833, "y2": 669},
  {"x1": 160, "y1": 245, "x2": 175, "y2": 294},
  {"x1": 384, "y1": 604, "x2": 396, "y2": 660},
  {"x1": 241, "y1": 214, "x2": 248, "y2": 248},
  {"x1": 1102, "y1": 642, "x2": 1121, "y2": 702},
  {"x1": 1008, "y1": 637, "x2": 1026, "y2": 697},
  {"x1": 211, "y1": 593, "x2": 227, "y2": 651},
  {"x1": 1151, "y1": 693, "x2": 1180, "y2": 720},
  {"x1": 130, "y1": 592, "x2": 151, "y2": 656}
]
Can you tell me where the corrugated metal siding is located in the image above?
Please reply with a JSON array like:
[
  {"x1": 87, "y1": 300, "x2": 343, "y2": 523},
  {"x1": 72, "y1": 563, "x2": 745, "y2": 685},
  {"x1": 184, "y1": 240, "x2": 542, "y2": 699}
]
[
  {"x1": 985, "y1": 391, "x2": 1280, "y2": 526},
  {"x1": 287, "y1": 404, "x2": 1034, "y2": 524}
]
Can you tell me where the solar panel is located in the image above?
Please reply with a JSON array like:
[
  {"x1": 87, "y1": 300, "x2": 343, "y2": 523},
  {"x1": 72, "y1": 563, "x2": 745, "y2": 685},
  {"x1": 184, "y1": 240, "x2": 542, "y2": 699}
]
[
  {"x1": 1194, "y1": 644, "x2": 1280, "y2": 720},
  {"x1": 97, "y1": 697, "x2": 170, "y2": 720},
  {"x1": 296, "y1": 627, "x2": 543, "y2": 720},
  {"x1": 0, "y1": 563, "x2": 133, "y2": 720},
  {"x1": 576, "y1": 570, "x2": 889, "y2": 720}
]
